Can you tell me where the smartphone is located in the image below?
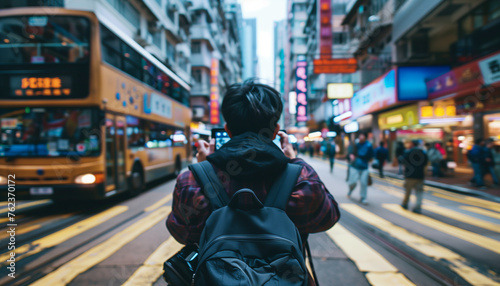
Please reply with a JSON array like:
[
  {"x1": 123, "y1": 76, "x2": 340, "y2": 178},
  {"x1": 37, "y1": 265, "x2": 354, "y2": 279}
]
[
  {"x1": 212, "y1": 129, "x2": 285, "y2": 150},
  {"x1": 212, "y1": 128, "x2": 231, "y2": 150}
]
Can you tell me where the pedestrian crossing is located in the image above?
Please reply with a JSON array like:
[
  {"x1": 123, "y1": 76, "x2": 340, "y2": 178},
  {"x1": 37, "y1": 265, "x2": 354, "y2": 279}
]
[{"x1": 1, "y1": 184, "x2": 500, "y2": 285}]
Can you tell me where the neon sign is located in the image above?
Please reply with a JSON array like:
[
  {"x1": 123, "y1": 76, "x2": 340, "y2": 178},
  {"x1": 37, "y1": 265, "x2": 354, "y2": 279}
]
[
  {"x1": 10, "y1": 76, "x2": 71, "y2": 97},
  {"x1": 295, "y1": 57, "x2": 308, "y2": 122}
]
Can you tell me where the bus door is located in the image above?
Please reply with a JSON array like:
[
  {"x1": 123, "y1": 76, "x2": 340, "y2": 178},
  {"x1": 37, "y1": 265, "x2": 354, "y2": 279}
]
[{"x1": 105, "y1": 115, "x2": 127, "y2": 192}]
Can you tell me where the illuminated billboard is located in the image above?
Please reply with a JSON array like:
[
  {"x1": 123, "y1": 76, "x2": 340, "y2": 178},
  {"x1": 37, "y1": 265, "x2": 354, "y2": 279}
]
[
  {"x1": 327, "y1": 83, "x2": 353, "y2": 99},
  {"x1": 209, "y1": 59, "x2": 220, "y2": 125}
]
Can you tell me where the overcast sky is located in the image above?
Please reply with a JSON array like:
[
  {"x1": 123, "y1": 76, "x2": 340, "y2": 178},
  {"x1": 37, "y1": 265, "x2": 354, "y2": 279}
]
[{"x1": 239, "y1": 0, "x2": 287, "y2": 85}]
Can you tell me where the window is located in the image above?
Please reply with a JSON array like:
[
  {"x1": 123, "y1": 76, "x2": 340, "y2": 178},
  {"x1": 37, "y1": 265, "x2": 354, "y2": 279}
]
[
  {"x1": 192, "y1": 42, "x2": 201, "y2": 54},
  {"x1": 126, "y1": 116, "x2": 144, "y2": 148},
  {"x1": 99, "y1": 25, "x2": 190, "y2": 107},
  {"x1": 333, "y1": 32, "x2": 347, "y2": 45},
  {"x1": 193, "y1": 69, "x2": 202, "y2": 83},
  {"x1": 106, "y1": 0, "x2": 140, "y2": 27},
  {"x1": 167, "y1": 41, "x2": 176, "y2": 63}
]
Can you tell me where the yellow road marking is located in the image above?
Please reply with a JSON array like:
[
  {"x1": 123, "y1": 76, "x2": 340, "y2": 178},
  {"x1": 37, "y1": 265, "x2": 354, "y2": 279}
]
[
  {"x1": 384, "y1": 204, "x2": 500, "y2": 255},
  {"x1": 144, "y1": 193, "x2": 173, "y2": 212},
  {"x1": 327, "y1": 224, "x2": 398, "y2": 272},
  {"x1": 423, "y1": 205, "x2": 500, "y2": 233},
  {"x1": 0, "y1": 200, "x2": 51, "y2": 215},
  {"x1": 342, "y1": 204, "x2": 500, "y2": 285},
  {"x1": 122, "y1": 236, "x2": 183, "y2": 286},
  {"x1": 431, "y1": 193, "x2": 500, "y2": 211},
  {"x1": 366, "y1": 273, "x2": 416, "y2": 286},
  {"x1": 376, "y1": 185, "x2": 437, "y2": 205},
  {"x1": 30, "y1": 206, "x2": 171, "y2": 286},
  {"x1": 0, "y1": 201, "x2": 8, "y2": 207},
  {"x1": 0, "y1": 213, "x2": 75, "y2": 239},
  {"x1": 0, "y1": 224, "x2": 41, "y2": 239},
  {"x1": 0, "y1": 215, "x2": 24, "y2": 224},
  {"x1": 0, "y1": 206, "x2": 128, "y2": 267},
  {"x1": 460, "y1": 206, "x2": 500, "y2": 220}
]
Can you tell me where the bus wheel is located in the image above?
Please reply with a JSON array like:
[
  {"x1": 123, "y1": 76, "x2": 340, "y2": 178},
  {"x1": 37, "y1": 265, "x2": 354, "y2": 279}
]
[{"x1": 129, "y1": 167, "x2": 144, "y2": 197}]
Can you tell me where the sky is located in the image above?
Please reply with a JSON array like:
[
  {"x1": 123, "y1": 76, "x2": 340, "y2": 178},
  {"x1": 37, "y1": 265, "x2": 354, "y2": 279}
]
[{"x1": 239, "y1": 0, "x2": 287, "y2": 85}]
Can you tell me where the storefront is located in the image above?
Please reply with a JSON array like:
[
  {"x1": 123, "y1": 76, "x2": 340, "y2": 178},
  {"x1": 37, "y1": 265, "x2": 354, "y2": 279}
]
[{"x1": 426, "y1": 50, "x2": 500, "y2": 165}]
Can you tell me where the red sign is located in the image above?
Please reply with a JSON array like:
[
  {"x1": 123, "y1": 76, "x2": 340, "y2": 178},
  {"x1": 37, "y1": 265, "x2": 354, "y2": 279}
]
[
  {"x1": 319, "y1": 0, "x2": 332, "y2": 59},
  {"x1": 313, "y1": 58, "x2": 357, "y2": 74},
  {"x1": 209, "y1": 59, "x2": 220, "y2": 125},
  {"x1": 427, "y1": 51, "x2": 500, "y2": 100}
]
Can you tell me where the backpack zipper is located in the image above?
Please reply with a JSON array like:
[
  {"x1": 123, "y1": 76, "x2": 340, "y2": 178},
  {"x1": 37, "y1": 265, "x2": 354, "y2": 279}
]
[{"x1": 197, "y1": 234, "x2": 303, "y2": 265}]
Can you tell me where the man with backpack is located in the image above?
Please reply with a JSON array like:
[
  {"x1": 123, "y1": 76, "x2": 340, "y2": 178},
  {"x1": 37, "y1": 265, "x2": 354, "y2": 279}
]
[
  {"x1": 468, "y1": 138, "x2": 485, "y2": 188},
  {"x1": 347, "y1": 132, "x2": 374, "y2": 204},
  {"x1": 166, "y1": 80, "x2": 340, "y2": 285},
  {"x1": 401, "y1": 140, "x2": 429, "y2": 214}
]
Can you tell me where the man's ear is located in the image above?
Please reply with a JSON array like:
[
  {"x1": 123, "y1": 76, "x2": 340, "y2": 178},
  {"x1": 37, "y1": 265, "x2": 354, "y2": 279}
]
[
  {"x1": 272, "y1": 123, "x2": 280, "y2": 139},
  {"x1": 224, "y1": 124, "x2": 233, "y2": 138}
]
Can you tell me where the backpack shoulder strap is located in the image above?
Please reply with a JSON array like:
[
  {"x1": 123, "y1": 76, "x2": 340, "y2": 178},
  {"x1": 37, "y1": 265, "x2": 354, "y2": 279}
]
[
  {"x1": 188, "y1": 161, "x2": 229, "y2": 211},
  {"x1": 264, "y1": 163, "x2": 303, "y2": 210}
]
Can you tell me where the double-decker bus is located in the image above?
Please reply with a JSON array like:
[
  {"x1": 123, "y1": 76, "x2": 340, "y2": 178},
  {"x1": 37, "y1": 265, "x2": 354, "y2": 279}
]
[{"x1": 0, "y1": 8, "x2": 192, "y2": 201}]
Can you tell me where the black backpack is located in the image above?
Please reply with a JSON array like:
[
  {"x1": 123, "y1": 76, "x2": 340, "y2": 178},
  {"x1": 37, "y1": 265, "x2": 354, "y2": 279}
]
[{"x1": 189, "y1": 161, "x2": 314, "y2": 286}]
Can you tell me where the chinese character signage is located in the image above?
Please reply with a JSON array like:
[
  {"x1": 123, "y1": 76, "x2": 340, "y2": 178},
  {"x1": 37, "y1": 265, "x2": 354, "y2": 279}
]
[
  {"x1": 210, "y1": 59, "x2": 220, "y2": 125},
  {"x1": 10, "y1": 76, "x2": 71, "y2": 97},
  {"x1": 319, "y1": 0, "x2": 332, "y2": 59},
  {"x1": 295, "y1": 58, "x2": 308, "y2": 122},
  {"x1": 479, "y1": 52, "x2": 500, "y2": 85},
  {"x1": 313, "y1": 58, "x2": 357, "y2": 74}
]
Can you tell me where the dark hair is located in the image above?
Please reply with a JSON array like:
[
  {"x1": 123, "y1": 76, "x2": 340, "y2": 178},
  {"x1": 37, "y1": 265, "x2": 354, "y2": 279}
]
[
  {"x1": 379, "y1": 141, "x2": 385, "y2": 147},
  {"x1": 412, "y1": 140, "x2": 420, "y2": 147},
  {"x1": 221, "y1": 79, "x2": 283, "y2": 138},
  {"x1": 475, "y1": 138, "x2": 484, "y2": 145}
]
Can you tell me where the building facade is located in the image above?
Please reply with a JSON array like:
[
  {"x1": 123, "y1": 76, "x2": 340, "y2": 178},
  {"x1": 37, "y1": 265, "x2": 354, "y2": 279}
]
[{"x1": 241, "y1": 18, "x2": 258, "y2": 80}]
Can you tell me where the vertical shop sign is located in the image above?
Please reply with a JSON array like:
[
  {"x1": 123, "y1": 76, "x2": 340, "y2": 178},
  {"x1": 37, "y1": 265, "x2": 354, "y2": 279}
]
[
  {"x1": 210, "y1": 59, "x2": 220, "y2": 125},
  {"x1": 319, "y1": 0, "x2": 332, "y2": 58},
  {"x1": 296, "y1": 57, "x2": 308, "y2": 122}
]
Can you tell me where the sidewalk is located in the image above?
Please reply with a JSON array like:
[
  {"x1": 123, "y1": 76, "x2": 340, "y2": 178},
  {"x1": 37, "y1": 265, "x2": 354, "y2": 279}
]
[{"x1": 308, "y1": 154, "x2": 500, "y2": 201}]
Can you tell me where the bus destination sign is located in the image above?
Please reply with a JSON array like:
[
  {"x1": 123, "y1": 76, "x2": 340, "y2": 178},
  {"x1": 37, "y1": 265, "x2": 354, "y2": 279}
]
[{"x1": 10, "y1": 76, "x2": 72, "y2": 98}]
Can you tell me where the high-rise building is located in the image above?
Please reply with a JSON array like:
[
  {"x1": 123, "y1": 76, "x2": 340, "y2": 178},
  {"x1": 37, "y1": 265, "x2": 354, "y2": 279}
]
[
  {"x1": 189, "y1": 0, "x2": 243, "y2": 126},
  {"x1": 274, "y1": 20, "x2": 288, "y2": 127},
  {"x1": 241, "y1": 18, "x2": 258, "y2": 80}
]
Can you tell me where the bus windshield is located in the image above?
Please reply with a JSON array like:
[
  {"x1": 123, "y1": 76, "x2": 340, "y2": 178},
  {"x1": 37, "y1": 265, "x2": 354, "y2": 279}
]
[
  {"x1": 0, "y1": 108, "x2": 101, "y2": 157},
  {"x1": 0, "y1": 15, "x2": 90, "y2": 65}
]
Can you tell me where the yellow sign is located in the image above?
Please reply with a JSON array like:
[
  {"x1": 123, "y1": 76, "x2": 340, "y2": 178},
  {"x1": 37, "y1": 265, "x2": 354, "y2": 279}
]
[
  {"x1": 378, "y1": 104, "x2": 419, "y2": 130},
  {"x1": 21, "y1": 77, "x2": 61, "y2": 89},
  {"x1": 327, "y1": 83, "x2": 353, "y2": 99}
]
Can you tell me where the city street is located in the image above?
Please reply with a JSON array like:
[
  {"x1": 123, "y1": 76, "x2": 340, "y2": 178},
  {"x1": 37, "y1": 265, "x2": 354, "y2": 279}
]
[{"x1": 1, "y1": 156, "x2": 499, "y2": 286}]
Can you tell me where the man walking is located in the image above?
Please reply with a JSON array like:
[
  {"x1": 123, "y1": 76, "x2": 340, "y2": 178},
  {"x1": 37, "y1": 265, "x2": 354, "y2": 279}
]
[
  {"x1": 401, "y1": 140, "x2": 428, "y2": 214},
  {"x1": 347, "y1": 133, "x2": 374, "y2": 204},
  {"x1": 468, "y1": 138, "x2": 485, "y2": 188},
  {"x1": 327, "y1": 138, "x2": 337, "y2": 173},
  {"x1": 484, "y1": 139, "x2": 499, "y2": 187},
  {"x1": 374, "y1": 141, "x2": 389, "y2": 178}
]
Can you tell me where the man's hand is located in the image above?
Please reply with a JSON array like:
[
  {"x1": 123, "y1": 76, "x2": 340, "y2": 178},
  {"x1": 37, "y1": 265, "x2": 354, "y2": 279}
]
[
  {"x1": 196, "y1": 139, "x2": 214, "y2": 162},
  {"x1": 278, "y1": 131, "x2": 296, "y2": 159}
]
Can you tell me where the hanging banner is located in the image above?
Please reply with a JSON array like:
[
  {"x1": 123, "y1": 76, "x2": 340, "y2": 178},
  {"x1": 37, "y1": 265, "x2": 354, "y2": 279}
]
[
  {"x1": 210, "y1": 59, "x2": 220, "y2": 125},
  {"x1": 296, "y1": 57, "x2": 308, "y2": 122},
  {"x1": 319, "y1": 0, "x2": 332, "y2": 58}
]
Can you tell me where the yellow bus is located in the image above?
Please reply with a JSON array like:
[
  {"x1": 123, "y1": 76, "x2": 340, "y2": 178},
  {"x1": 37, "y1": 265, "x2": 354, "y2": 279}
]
[{"x1": 0, "y1": 8, "x2": 192, "y2": 201}]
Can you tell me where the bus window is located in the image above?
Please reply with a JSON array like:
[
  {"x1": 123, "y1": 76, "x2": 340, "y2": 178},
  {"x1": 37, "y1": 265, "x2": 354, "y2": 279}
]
[{"x1": 0, "y1": 16, "x2": 90, "y2": 65}]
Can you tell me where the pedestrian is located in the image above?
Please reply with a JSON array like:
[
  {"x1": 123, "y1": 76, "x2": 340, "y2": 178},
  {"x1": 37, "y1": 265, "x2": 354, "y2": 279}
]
[
  {"x1": 468, "y1": 138, "x2": 486, "y2": 188},
  {"x1": 345, "y1": 141, "x2": 355, "y2": 181},
  {"x1": 374, "y1": 141, "x2": 389, "y2": 178},
  {"x1": 492, "y1": 145, "x2": 500, "y2": 185},
  {"x1": 327, "y1": 138, "x2": 337, "y2": 173},
  {"x1": 395, "y1": 141, "x2": 405, "y2": 175},
  {"x1": 347, "y1": 132, "x2": 374, "y2": 204},
  {"x1": 308, "y1": 142, "x2": 314, "y2": 158},
  {"x1": 166, "y1": 79, "x2": 340, "y2": 285},
  {"x1": 484, "y1": 139, "x2": 499, "y2": 187},
  {"x1": 401, "y1": 140, "x2": 428, "y2": 214},
  {"x1": 427, "y1": 143, "x2": 443, "y2": 177}
]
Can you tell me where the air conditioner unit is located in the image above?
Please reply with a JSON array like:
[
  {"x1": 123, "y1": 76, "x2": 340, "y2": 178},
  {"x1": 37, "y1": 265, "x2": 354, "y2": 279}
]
[
  {"x1": 148, "y1": 21, "x2": 162, "y2": 32},
  {"x1": 134, "y1": 31, "x2": 150, "y2": 47}
]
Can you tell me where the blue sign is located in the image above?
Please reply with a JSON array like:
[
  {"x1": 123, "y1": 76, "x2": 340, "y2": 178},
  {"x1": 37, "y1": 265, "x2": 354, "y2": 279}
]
[{"x1": 397, "y1": 66, "x2": 450, "y2": 101}]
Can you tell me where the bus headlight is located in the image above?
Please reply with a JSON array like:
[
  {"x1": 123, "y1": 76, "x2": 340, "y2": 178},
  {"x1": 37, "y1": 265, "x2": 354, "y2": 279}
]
[
  {"x1": 0, "y1": 176, "x2": 6, "y2": 184},
  {"x1": 75, "y1": 173, "x2": 104, "y2": 184}
]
